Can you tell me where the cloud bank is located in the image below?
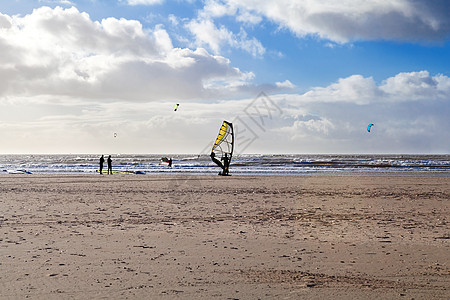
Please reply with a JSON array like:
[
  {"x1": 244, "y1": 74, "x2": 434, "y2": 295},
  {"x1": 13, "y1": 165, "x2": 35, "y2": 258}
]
[
  {"x1": 0, "y1": 6, "x2": 285, "y2": 102},
  {"x1": 185, "y1": 18, "x2": 265, "y2": 57},
  {"x1": 303, "y1": 71, "x2": 450, "y2": 104},
  {"x1": 269, "y1": 71, "x2": 450, "y2": 153},
  {"x1": 195, "y1": 0, "x2": 450, "y2": 43},
  {"x1": 1, "y1": 68, "x2": 448, "y2": 153},
  {"x1": 0, "y1": 4, "x2": 448, "y2": 154}
]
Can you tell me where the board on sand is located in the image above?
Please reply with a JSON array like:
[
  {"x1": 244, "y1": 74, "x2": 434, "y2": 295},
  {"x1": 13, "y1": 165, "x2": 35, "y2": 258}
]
[
  {"x1": 96, "y1": 170, "x2": 145, "y2": 174},
  {"x1": 3, "y1": 169, "x2": 32, "y2": 174}
]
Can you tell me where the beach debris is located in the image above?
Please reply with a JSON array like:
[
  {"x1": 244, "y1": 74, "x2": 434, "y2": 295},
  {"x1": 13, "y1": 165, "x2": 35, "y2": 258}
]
[{"x1": 133, "y1": 245, "x2": 155, "y2": 249}]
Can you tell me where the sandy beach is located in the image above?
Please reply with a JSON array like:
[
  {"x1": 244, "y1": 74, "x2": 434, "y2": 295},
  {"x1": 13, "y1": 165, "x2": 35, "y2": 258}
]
[{"x1": 0, "y1": 174, "x2": 448, "y2": 299}]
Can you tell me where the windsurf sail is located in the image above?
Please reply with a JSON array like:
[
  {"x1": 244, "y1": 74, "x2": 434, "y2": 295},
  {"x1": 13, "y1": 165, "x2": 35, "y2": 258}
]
[{"x1": 210, "y1": 121, "x2": 234, "y2": 175}]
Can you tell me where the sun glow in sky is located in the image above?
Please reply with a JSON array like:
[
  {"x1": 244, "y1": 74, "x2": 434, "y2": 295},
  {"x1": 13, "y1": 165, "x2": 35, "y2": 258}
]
[{"x1": 0, "y1": 0, "x2": 449, "y2": 154}]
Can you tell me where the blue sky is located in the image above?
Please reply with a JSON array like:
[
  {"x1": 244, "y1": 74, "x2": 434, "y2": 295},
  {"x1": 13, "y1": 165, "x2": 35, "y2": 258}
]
[{"x1": 0, "y1": 0, "x2": 449, "y2": 154}]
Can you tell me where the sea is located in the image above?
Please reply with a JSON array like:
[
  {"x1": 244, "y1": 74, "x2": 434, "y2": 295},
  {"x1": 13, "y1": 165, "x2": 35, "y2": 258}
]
[{"x1": 1, "y1": 154, "x2": 449, "y2": 176}]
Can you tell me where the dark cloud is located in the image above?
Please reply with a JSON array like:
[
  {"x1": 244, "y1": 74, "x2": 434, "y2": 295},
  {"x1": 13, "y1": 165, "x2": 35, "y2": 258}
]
[{"x1": 217, "y1": 0, "x2": 450, "y2": 43}]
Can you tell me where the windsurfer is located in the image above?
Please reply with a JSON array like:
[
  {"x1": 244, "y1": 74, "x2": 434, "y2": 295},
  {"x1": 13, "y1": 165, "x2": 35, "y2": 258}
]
[
  {"x1": 210, "y1": 120, "x2": 234, "y2": 176},
  {"x1": 210, "y1": 152, "x2": 224, "y2": 175},
  {"x1": 211, "y1": 152, "x2": 230, "y2": 175},
  {"x1": 222, "y1": 153, "x2": 230, "y2": 175}
]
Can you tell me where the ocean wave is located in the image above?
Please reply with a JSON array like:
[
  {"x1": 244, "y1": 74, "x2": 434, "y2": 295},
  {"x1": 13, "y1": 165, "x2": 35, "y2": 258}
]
[{"x1": 0, "y1": 154, "x2": 448, "y2": 176}]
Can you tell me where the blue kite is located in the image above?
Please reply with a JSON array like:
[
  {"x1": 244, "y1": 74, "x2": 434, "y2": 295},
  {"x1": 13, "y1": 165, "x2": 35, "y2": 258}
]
[{"x1": 367, "y1": 123, "x2": 374, "y2": 132}]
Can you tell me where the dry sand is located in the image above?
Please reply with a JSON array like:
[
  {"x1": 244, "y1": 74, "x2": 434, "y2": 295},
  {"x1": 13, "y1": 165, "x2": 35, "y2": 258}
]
[{"x1": 0, "y1": 174, "x2": 449, "y2": 299}]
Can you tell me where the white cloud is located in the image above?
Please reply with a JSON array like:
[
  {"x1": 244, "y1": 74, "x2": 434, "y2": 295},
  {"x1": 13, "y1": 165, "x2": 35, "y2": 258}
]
[
  {"x1": 200, "y1": 0, "x2": 236, "y2": 19},
  {"x1": 186, "y1": 17, "x2": 265, "y2": 57},
  {"x1": 212, "y1": 0, "x2": 450, "y2": 43},
  {"x1": 234, "y1": 29, "x2": 265, "y2": 57},
  {"x1": 262, "y1": 70, "x2": 450, "y2": 153},
  {"x1": 275, "y1": 80, "x2": 295, "y2": 89},
  {"x1": 0, "y1": 69, "x2": 449, "y2": 153},
  {"x1": 0, "y1": 6, "x2": 266, "y2": 102},
  {"x1": 301, "y1": 71, "x2": 450, "y2": 104},
  {"x1": 186, "y1": 0, "x2": 450, "y2": 59},
  {"x1": 39, "y1": 0, "x2": 74, "y2": 5},
  {"x1": 380, "y1": 71, "x2": 450, "y2": 100},
  {"x1": 186, "y1": 18, "x2": 232, "y2": 54},
  {"x1": 168, "y1": 14, "x2": 179, "y2": 26},
  {"x1": 200, "y1": 0, "x2": 261, "y2": 25},
  {"x1": 304, "y1": 75, "x2": 381, "y2": 104},
  {"x1": 279, "y1": 118, "x2": 335, "y2": 140},
  {"x1": 183, "y1": 0, "x2": 266, "y2": 56},
  {"x1": 235, "y1": 10, "x2": 262, "y2": 25},
  {"x1": 126, "y1": 0, "x2": 164, "y2": 5},
  {"x1": 1, "y1": 5, "x2": 448, "y2": 154}
]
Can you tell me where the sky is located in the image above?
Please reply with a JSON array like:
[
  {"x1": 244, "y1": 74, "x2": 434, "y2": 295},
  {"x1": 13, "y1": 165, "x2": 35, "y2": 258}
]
[{"x1": 0, "y1": 0, "x2": 449, "y2": 154}]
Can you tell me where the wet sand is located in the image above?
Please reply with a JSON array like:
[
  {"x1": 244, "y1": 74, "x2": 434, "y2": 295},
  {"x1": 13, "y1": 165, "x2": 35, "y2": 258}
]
[{"x1": 0, "y1": 175, "x2": 449, "y2": 299}]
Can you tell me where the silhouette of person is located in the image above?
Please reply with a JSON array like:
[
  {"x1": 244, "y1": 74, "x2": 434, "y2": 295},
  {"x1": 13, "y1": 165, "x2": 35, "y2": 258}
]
[
  {"x1": 107, "y1": 155, "x2": 112, "y2": 175},
  {"x1": 210, "y1": 152, "x2": 223, "y2": 175},
  {"x1": 99, "y1": 155, "x2": 104, "y2": 174},
  {"x1": 222, "y1": 153, "x2": 230, "y2": 176},
  {"x1": 210, "y1": 152, "x2": 230, "y2": 175}
]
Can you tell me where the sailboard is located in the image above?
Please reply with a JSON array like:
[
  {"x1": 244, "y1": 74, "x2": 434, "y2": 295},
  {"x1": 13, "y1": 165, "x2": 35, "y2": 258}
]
[
  {"x1": 96, "y1": 170, "x2": 145, "y2": 174},
  {"x1": 3, "y1": 169, "x2": 32, "y2": 174},
  {"x1": 160, "y1": 157, "x2": 173, "y2": 167},
  {"x1": 210, "y1": 121, "x2": 234, "y2": 175}
]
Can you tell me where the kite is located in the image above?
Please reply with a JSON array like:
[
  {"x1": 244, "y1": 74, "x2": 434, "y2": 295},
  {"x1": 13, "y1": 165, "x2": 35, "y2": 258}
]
[
  {"x1": 174, "y1": 103, "x2": 180, "y2": 111},
  {"x1": 367, "y1": 124, "x2": 374, "y2": 132}
]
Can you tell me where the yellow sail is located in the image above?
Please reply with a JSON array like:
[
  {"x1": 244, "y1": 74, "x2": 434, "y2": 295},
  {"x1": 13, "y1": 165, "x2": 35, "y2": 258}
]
[{"x1": 211, "y1": 121, "x2": 234, "y2": 157}]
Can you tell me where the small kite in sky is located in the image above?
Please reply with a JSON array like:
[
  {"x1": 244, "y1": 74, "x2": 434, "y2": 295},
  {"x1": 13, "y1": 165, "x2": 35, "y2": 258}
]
[
  {"x1": 174, "y1": 103, "x2": 179, "y2": 111},
  {"x1": 367, "y1": 124, "x2": 374, "y2": 132},
  {"x1": 114, "y1": 132, "x2": 117, "y2": 138}
]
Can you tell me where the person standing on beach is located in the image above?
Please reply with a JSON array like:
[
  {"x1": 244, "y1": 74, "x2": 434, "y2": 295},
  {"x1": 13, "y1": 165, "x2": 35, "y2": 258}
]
[
  {"x1": 99, "y1": 155, "x2": 104, "y2": 174},
  {"x1": 107, "y1": 155, "x2": 112, "y2": 174}
]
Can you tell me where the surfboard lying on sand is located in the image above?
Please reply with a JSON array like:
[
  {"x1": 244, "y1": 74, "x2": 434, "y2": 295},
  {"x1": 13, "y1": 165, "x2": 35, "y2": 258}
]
[
  {"x1": 3, "y1": 170, "x2": 32, "y2": 174},
  {"x1": 96, "y1": 170, "x2": 145, "y2": 174}
]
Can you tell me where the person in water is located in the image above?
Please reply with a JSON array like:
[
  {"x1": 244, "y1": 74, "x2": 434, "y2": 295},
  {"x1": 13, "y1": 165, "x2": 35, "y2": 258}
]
[
  {"x1": 210, "y1": 152, "x2": 230, "y2": 175},
  {"x1": 99, "y1": 155, "x2": 104, "y2": 174},
  {"x1": 222, "y1": 153, "x2": 230, "y2": 176},
  {"x1": 107, "y1": 155, "x2": 112, "y2": 174}
]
